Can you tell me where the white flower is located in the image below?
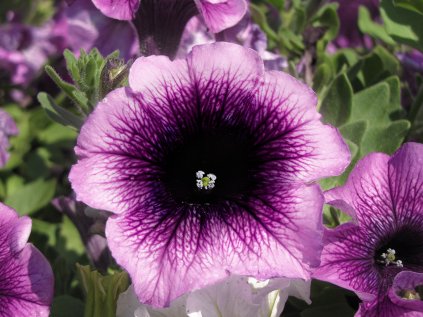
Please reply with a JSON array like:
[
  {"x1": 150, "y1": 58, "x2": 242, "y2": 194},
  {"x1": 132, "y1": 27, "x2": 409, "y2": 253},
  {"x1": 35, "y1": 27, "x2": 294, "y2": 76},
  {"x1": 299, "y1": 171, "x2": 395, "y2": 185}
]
[{"x1": 117, "y1": 276, "x2": 311, "y2": 317}]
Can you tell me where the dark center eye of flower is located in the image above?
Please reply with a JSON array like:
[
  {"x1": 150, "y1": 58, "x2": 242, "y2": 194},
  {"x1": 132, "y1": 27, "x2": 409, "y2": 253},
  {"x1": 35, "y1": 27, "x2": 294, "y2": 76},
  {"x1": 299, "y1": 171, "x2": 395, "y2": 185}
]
[
  {"x1": 374, "y1": 225, "x2": 423, "y2": 272},
  {"x1": 161, "y1": 125, "x2": 261, "y2": 205}
]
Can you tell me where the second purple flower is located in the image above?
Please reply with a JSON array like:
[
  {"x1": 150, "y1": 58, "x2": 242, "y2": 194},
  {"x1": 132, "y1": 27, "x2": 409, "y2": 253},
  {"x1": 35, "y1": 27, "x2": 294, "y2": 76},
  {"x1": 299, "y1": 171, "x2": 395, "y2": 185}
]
[{"x1": 70, "y1": 42, "x2": 350, "y2": 307}]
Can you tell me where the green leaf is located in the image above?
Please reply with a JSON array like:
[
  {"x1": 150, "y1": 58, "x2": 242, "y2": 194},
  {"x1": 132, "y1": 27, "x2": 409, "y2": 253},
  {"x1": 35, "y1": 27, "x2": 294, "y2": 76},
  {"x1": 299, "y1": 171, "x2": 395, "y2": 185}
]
[
  {"x1": 56, "y1": 216, "x2": 85, "y2": 263},
  {"x1": 37, "y1": 122, "x2": 77, "y2": 146},
  {"x1": 51, "y1": 295, "x2": 85, "y2": 317},
  {"x1": 339, "y1": 121, "x2": 368, "y2": 145},
  {"x1": 5, "y1": 179, "x2": 56, "y2": 215},
  {"x1": 312, "y1": 3, "x2": 339, "y2": 53},
  {"x1": 355, "y1": 46, "x2": 400, "y2": 88},
  {"x1": 381, "y1": 0, "x2": 423, "y2": 51},
  {"x1": 320, "y1": 73, "x2": 353, "y2": 126},
  {"x1": 77, "y1": 265, "x2": 130, "y2": 317},
  {"x1": 351, "y1": 82, "x2": 391, "y2": 122},
  {"x1": 358, "y1": 6, "x2": 395, "y2": 45},
  {"x1": 44, "y1": 66, "x2": 91, "y2": 112},
  {"x1": 301, "y1": 281, "x2": 356, "y2": 317},
  {"x1": 351, "y1": 80, "x2": 410, "y2": 154},
  {"x1": 313, "y1": 63, "x2": 332, "y2": 93},
  {"x1": 37, "y1": 92, "x2": 83, "y2": 130},
  {"x1": 393, "y1": 0, "x2": 423, "y2": 15},
  {"x1": 361, "y1": 120, "x2": 411, "y2": 154}
]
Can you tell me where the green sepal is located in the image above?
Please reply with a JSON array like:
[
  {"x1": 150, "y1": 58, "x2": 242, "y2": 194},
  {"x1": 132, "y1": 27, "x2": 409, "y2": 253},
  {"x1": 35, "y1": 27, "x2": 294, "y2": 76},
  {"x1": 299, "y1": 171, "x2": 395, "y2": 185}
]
[{"x1": 77, "y1": 264, "x2": 130, "y2": 317}]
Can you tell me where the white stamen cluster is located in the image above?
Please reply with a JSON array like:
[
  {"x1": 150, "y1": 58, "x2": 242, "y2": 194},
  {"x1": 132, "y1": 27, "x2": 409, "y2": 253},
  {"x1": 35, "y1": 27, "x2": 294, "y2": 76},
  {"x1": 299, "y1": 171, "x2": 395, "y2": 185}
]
[
  {"x1": 380, "y1": 248, "x2": 403, "y2": 267},
  {"x1": 196, "y1": 170, "x2": 217, "y2": 190}
]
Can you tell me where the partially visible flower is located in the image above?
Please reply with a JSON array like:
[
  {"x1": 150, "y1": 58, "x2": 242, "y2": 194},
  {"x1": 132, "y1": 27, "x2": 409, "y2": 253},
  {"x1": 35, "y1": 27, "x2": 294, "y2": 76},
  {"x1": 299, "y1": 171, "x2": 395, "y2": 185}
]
[
  {"x1": 314, "y1": 143, "x2": 423, "y2": 315},
  {"x1": 177, "y1": 15, "x2": 287, "y2": 71},
  {"x1": 92, "y1": 0, "x2": 140, "y2": 20},
  {"x1": 0, "y1": 16, "x2": 67, "y2": 86},
  {"x1": 52, "y1": 196, "x2": 111, "y2": 272},
  {"x1": 0, "y1": 202, "x2": 54, "y2": 316},
  {"x1": 0, "y1": 109, "x2": 18, "y2": 168},
  {"x1": 218, "y1": 14, "x2": 287, "y2": 71},
  {"x1": 64, "y1": 0, "x2": 139, "y2": 61},
  {"x1": 91, "y1": 0, "x2": 247, "y2": 33},
  {"x1": 356, "y1": 271, "x2": 423, "y2": 317},
  {"x1": 397, "y1": 50, "x2": 423, "y2": 102},
  {"x1": 116, "y1": 276, "x2": 311, "y2": 317},
  {"x1": 70, "y1": 42, "x2": 350, "y2": 306},
  {"x1": 195, "y1": 0, "x2": 248, "y2": 33},
  {"x1": 329, "y1": 0, "x2": 378, "y2": 49}
]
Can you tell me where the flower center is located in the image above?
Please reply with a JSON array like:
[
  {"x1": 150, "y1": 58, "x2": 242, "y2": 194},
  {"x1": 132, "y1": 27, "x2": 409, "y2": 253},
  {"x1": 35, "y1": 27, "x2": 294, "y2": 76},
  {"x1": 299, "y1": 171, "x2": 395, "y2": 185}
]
[
  {"x1": 196, "y1": 171, "x2": 216, "y2": 190},
  {"x1": 379, "y1": 248, "x2": 403, "y2": 267},
  {"x1": 162, "y1": 124, "x2": 260, "y2": 205},
  {"x1": 401, "y1": 290, "x2": 421, "y2": 300}
]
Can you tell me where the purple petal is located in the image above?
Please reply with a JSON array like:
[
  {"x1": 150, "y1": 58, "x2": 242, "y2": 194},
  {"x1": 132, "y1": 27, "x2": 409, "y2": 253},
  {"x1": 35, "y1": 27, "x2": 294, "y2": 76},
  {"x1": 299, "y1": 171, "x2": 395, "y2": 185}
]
[
  {"x1": 107, "y1": 183, "x2": 324, "y2": 307},
  {"x1": 0, "y1": 110, "x2": 18, "y2": 168},
  {"x1": 0, "y1": 203, "x2": 54, "y2": 316},
  {"x1": 195, "y1": 0, "x2": 248, "y2": 33},
  {"x1": 387, "y1": 143, "x2": 423, "y2": 221},
  {"x1": 255, "y1": 71, "x2": 350, "y2": 182},
  {"x1": 92, "y1": 0, "x2": 140, "y2": 20},
  {"x1": 356, "y1": 296, "x2": 421, "y2": 317},
  {"x1": 313, "y1": 224, "x2": 379, "y2": 301},
  {"x1": 389, "y1": 271, "x2": 423, "y2": 312},
  {"x1": 325, "y1": 152, "x2": 391, "y2": 221}
]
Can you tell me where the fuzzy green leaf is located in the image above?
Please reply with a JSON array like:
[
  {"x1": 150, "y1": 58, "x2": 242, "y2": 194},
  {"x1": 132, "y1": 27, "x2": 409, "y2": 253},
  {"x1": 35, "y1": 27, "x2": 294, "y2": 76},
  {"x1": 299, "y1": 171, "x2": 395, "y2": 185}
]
[
  {"x1": 358, "y1": 6, "x2": 395, "y2": 45},
  {"x1": 37, "y1": 92, "x2": 83, "y2": 130},
  {"x1": 381, "y1": 0, "x2": 423, "y2": 51},
  {"x1": 320, "y1": 73, "x2": 353, "y2": 126}
]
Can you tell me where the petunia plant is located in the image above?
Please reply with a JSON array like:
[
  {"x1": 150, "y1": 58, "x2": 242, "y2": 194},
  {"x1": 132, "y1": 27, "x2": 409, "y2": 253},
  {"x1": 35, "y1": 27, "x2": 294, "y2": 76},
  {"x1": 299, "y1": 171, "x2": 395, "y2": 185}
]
[{"x1": 1, "y1": 0, "x2": 423, "y2": 316}]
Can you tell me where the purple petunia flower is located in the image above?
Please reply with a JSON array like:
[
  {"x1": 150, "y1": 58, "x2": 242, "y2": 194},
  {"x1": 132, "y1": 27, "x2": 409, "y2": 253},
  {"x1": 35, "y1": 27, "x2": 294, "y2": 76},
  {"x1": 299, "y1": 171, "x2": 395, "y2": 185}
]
[
  {"x1": 0, "y1": 109, "x2": 18, "y2": 168},
  {"x1": 177, "y1": 14, "x2": 287, "y2": 71},
  {"x1": 330, "y1": 0, "x2": 378, "y2": 49},
  {"x1": 70, "y1": 42, "x2": 350, "y2": 307},
  {"x1": 314, "y1": 142, "x2": 423, "y2": 316},
  {"x1": 91, "y1": 0, "x2": 247, "y2": 34},
  {"x1": 0, "y1": 17, "x2": 67, "y2": 87},
  {"x1": 0, "y1": 202, "x2": 54, "y2": 316},
  {"x1": 356, "y1": 271, "x2": 423, "y2": 316},
  {"x1": 64, "y1": 0, "x2": 139, "y2": 61}
]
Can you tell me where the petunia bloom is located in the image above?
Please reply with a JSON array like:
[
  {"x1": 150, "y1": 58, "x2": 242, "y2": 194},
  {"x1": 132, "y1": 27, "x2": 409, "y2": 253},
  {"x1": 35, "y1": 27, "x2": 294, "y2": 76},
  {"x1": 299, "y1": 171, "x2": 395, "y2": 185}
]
[
  {"x1": 0, "y1": 109, "x2": 18, "y2": 168},
  {"x1": 330, "y1": 0, "x2": 378, "y2": 49},
  {"x1": 64, "y1": 0, "x2": 139, "y2": 61},
  {"x1": 0, "y1": 202, "x2": 54, "y2": 316},
  {"x1": 356, "y1": 271, "x2": 423, "y2": 317},
  {"x1": 314, "y1": 142, "x2": 423, "y2": 315},
  {"x1": 177, "y1": 14, "x2": 287, "y2": 71},
  {"x1": 91, "y1": 0, "x2": 247, "y2": 33},
  {"x1": 70, "y1": 42, "x2": 350, "y2": 307},
  {"x1": 116, "y1": 276, "x2": 311, "y2": 317},
  {"x1": 0, "y1": 17, "x2": 67, "y2": 87}
]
